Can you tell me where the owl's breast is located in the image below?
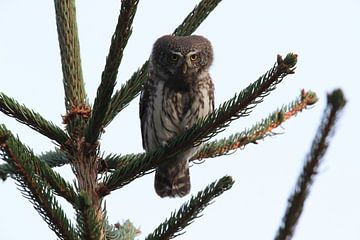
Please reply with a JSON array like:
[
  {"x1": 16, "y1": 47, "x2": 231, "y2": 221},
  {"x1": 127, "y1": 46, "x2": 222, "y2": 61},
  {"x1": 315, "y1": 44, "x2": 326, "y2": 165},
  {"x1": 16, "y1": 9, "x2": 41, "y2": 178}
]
[
  {"x1": 160, "y1": 88, "x2": 191, "y2": 132},
  {"x1": 143, "y1": 75, "x2": 213, "y2": 150},
  {"x1": 144, "y1": 81, "x2": 184, "y2": 149}
]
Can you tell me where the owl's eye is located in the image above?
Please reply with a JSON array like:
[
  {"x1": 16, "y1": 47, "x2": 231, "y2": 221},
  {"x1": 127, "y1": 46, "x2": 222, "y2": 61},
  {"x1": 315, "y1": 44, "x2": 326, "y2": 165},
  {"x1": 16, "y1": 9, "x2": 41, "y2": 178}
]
[
  {"x1": 169, "y1": 54, "x2": 179, "y2": 62},
  {"x1": 190, "y1": 54, "x2": 198, "y2": 61}
]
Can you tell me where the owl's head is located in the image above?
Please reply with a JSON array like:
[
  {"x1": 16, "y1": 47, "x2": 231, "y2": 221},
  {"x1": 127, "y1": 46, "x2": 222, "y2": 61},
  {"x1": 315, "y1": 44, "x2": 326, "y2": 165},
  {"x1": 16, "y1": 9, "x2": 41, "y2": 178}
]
[{"x1": 150, "y1": 35, "x2": 213, "y2": 78}]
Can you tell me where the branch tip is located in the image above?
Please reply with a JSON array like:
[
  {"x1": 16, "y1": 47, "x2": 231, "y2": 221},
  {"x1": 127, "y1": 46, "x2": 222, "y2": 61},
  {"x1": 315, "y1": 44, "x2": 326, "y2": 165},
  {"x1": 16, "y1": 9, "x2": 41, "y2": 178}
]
[{"x1": 327, "y1": 88, "x2": 346, "y2": 109}]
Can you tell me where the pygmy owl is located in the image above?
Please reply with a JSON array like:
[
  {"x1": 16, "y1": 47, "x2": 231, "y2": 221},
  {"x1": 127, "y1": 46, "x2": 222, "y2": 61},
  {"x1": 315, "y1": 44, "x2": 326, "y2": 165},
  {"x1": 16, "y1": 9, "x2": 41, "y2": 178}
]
[{"x1": 139, "y1": 35, "x2": 215, "y2": 197}]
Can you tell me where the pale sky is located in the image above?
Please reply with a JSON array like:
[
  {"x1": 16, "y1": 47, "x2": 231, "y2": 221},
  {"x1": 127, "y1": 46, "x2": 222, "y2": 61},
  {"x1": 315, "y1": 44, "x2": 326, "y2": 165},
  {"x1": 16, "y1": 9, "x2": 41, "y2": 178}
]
[{"x1": 0, "y1": 0, "x2": 359, "y2": 239}]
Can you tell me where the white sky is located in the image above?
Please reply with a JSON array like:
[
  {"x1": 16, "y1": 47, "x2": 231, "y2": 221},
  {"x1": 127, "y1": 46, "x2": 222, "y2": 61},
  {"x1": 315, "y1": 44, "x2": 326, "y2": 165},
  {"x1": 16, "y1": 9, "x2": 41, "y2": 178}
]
[{"x1": 0, "y1": 0, "x2": 359, "y2": 239}]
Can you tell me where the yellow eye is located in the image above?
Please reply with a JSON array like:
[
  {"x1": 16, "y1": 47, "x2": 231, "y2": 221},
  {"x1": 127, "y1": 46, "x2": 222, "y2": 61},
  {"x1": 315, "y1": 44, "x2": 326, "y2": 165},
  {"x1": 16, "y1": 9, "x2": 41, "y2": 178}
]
[
  {"x1": 190, "y1": 54, "x2": 198, "y2": 61},
  {"x1": 170, "y1": 54, "x2": 179, "y2": 62}
]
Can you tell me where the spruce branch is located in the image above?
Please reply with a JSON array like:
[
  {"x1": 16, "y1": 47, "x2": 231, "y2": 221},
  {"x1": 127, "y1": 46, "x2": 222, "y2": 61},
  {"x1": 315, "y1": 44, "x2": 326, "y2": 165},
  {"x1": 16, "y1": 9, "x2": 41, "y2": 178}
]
[
  {"x1": 145, "y1": 176, "x2": 234, "y2": 240},
  {"x1": 1, "y1": 89, "x2": 314, "y2": 179},
  {"x1": 159, "y1": 53, "x2": 297, "y2": 151},
  {"x1": 54, "y1": 0, "x2": 86, "y2": 110},
  {"x1": 103, "y1": 0, "x2": 222, "y2": 127},
  {"x1": 39, "y1": 149, "x2": 70, "y2": 168},
  {"x1": 274, "y1": 89, "x2": 346, "y2": 240},
  {"x1": 0, "y1": 132, "x2": 78, "y2": 240},
  {"x1": 54, "y1": 0, "x2": 88, "y2": 135},
  {"x1": 99, "y1": 53, "x2": 297, "y2": 195},
  {"x1": 103, "y1": 62, "x2": 148, "y2": 127},
  {"x1": 76, "y1": 191, "x2": 105, "y2": 240},
  {"x1": 97, "y1": 90, "x2": 317, "y2": 173},
  {"x1": 0, "y1": 92, "x2": 68, "y2": 144},
  {"x1": 173, "y1": 0, "x2": 222, "y2": 36},
  {"x1": 0, "y1": 149, "x2": 69, "y2": 181},
  {"x1": 86, "y1": 0, "x2": 139, "y2": 144},
  {"x1": 98, "y1": 153, "x2": 140, "y2": 173},
  {"x1": 0, "y1": 125, "x2": 77, "y2": 205},
  {"x1": 68, "y1": 141, "x2": 106, "y2": 239},
  {"x1": 193, "y1": 90, "x2": 318, "y2": 160}
]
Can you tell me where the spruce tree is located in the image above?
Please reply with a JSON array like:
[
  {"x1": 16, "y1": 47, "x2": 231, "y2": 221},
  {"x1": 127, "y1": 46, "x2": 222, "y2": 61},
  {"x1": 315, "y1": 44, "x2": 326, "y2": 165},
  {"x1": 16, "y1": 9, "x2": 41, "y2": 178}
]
[{"x1": 0, "y1": 0, "x2": 346, "y2": 239}]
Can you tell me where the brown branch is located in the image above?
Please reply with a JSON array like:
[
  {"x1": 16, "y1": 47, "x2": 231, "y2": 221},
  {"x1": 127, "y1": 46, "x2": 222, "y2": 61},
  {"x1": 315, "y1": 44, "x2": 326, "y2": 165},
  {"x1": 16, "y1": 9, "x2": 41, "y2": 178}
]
[{"x1": 274, "y1": 89, "x2": 346, "y2": 240}]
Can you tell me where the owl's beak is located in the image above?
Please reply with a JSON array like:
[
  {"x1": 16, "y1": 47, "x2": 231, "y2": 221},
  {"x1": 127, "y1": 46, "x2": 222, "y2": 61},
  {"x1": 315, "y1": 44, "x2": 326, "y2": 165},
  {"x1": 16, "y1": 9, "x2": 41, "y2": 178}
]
[{"x1": 182, "y1": 62, "x2": 188, "y2": 74}]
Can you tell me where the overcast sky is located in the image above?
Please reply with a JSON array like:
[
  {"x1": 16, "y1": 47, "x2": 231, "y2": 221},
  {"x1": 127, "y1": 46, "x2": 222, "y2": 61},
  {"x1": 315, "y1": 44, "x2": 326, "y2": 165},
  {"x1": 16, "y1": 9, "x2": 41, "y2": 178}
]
[{"x1": 0, "y1": 0, "x2": 359, "y2": 239}]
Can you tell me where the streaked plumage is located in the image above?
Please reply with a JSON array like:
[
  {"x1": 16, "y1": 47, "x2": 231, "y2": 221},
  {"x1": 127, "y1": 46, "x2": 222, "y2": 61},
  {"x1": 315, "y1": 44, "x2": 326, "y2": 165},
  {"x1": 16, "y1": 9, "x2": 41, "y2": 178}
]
[{"x1": 140, "y1": 35, "x2": 214, "y2": 197}]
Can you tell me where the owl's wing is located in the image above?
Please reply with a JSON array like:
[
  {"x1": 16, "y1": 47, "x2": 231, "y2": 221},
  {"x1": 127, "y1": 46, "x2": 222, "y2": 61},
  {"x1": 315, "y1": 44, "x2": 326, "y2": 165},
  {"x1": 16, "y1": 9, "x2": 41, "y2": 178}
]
[{"x1": 139, "y1": 78, "x2": 150, "y2": 149}]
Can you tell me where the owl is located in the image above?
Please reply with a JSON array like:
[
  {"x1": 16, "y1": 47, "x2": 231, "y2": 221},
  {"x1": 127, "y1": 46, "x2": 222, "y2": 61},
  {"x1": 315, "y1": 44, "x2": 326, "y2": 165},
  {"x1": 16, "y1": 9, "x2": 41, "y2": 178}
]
[{"x1": 139, "y1": 35, "x2": 215, "y2": 198}]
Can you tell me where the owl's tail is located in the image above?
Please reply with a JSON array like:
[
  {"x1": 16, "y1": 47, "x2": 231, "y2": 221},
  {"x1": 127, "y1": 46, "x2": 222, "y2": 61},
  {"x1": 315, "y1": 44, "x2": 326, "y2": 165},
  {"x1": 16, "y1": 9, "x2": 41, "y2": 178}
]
[{"x1": 154, "y1": 158, "x2": 190, "y2": 198}]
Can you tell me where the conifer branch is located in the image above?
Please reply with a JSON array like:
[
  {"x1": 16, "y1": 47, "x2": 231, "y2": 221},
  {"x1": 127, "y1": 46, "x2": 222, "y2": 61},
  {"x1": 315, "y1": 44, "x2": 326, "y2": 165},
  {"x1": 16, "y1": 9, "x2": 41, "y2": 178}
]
[
  {"x1": 54, "y1": 0, "x2": 86, "y2": 111},
  {"x1": 103, "y1": 0, "x2": 222, "y2": 127},
  {"x1": 98, "y1": 153, "x2": 138, "y2": 173},
  {"x1": 86, "y1": 0, "x2": 139, "y2": 144},
  {"x1": 54, "y1": 0, "x2": 88, "y2": 135},
  {"x1": 99, "y1": 90, "x2": 316, "y2": 173},
  {"x1": 99, "y1": 53, "x2": 297, "y2": 195},
  {"x1": 145, "y1": 176, "x2": 234, "y2": 240},
  {"x1": 76, "y1": 191, "x2": 105, "y2": 240},
  {"x1": 193, "y1": 90, "x2": 318, "y2": 160},
  {"x1": 274, "y1": 89, "x2": 346, "y2": 240},
  {"x1": 96, "y1": 90, "x2": 316, "y2": 175},
  {"x1": 173, "y1": 0, "x2": 222, "y2": 36},
  {"x1": 103, "y1": 62, "x2": 148, "y2": 127},
  {"x1": 0, "y1": 149, "x2": 69, "y2": 181},
  {"x1": 182, "y1": 53, "x2": 297, "y2": 148},
  {"x1": 39, "y1": 149, "x2": 69, "y2": 168},
  {"x1": 0, "y1": 131, "x2": 78, "y2": 240},
  {"x1": 0, "y1": 125, "x2": 77, "y2": 205},
  {"x1": 0, "y1": 92, "x2": 68, "y2": 144},
  {"x1": 1, "y1": 149, "x2": 68, "y2": 180}
]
